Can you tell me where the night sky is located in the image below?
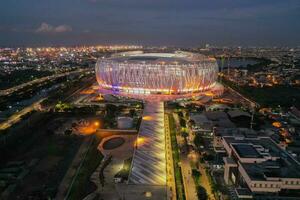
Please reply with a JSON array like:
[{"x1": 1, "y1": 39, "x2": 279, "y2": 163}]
[{"x1": 1, "y1": 0, "x2": 300, "y2": 47}]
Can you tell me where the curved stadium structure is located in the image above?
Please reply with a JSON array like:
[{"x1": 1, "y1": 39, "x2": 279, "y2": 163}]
[
  {"x1": 94, "y1": 51, "x2": 223, "y2": 197},
  {"x1": 95, "y1": 51, "x2": 221, "y2": 100}
]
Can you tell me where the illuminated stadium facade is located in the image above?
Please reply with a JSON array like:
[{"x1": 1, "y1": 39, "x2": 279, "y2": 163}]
[
  {"x1": 95, "y1": 51, "x2": 221, "y2": 100},
  {"x1": 95, "y1": 51, "x2": 222, "y2": 198}
]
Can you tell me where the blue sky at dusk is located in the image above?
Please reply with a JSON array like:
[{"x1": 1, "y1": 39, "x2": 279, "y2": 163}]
[{"x1": 0, "y1": 0, "x2": 299, "y2": 47}]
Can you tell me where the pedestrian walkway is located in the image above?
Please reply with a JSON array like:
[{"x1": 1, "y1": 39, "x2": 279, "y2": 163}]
[
  {"x1": 165, "y1": 114, "x2": 177, "y2": 200},
  {"x1": 198, "y1": 165, "x2": 216, "y2": 200},
  {"x1": 128, "y1": 102, "x2": 166, "y2": 185}
]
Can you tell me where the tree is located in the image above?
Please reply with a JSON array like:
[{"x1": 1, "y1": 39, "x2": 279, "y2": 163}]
[
  {"x1": 202, "y1": 152, "x2": 214, "y2": 161},
  {"x1": 188, "y1": 119, "x2": 195, "y2": 127},
  {"x1": 180, "y1": 118, "x2": 186, "y2": 128},
  {"x1": 178, "y1": 111, "x2": 184, "y2": 118},
  {"x1": 181, "y1": 131, "x2": 189, "y2": 138},
  {"x1": 197, "y1": 186, "x2": 208, "y2": 200},
  {"x1": 106, "y1": 104, "x2": 118, "y2": 117},
  {"x1": 129, "y1": 109, "x2": 135, "y2": 117},
  {"x1": 192, "y1": 169, "x2": 201, "y2": 179},
  {"x1": 194, "y1": 134, "x2": 205, "y2": 149}
]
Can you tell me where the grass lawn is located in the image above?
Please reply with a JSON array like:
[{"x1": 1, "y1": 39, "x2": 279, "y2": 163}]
[
  {"x1": 222, "y1": 77, "x2": 300, "y2": 108},
  {"x1": 66, "y1": 136, "x2": 103, "y2": 200}
]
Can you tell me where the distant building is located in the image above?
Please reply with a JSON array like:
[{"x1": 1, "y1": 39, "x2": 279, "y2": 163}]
[
  {"x1": 205, "y1": 111, "x2": 236, "y2": 128},
  {"x1": 189, "y1": 113, "x2": 212, "y2": 133},
  {"x1": 213, "y1": 127, "x2": 257, "y2": 155},
  {"x1": 228, "y1": 110, "x2": 252, "y2": 128},
  {"x1": 189, "y1": 111, "x2": 236, "y2": 134},
  {"x1": 227, "y1": 110, "x2": 251, "y2": 119}
]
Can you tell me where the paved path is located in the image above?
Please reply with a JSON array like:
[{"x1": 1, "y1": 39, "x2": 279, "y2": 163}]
[
  {"x1": 99, "y1": 158, "x2": 123, "y2": 200},
  {"x1": 178, "y1": 138, "x2": 198, "y2": 200},
  {"x1": 173, "y1": 113, "x2": 198, "y2": 200},
  {"x1": 174, "y1": 112, "x2": 217, "y2": 200},
  {"x1": 83, "y1": 157, "x2": 123, "y2": 200},
  {"x1": 198, "y1": 164, "x2": 216, "y2": 200}
]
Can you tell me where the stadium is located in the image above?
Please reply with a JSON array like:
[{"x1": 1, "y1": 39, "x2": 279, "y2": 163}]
[{"x1": 95, "y1": 51, "x2": 222, "y2": 100}]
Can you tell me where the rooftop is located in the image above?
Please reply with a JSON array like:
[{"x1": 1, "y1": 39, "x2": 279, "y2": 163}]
[
  {"x1": 223, "y1": 136, "x2": 300, "y2": 180},
  {"x1": 224, "y1": 137, "x2": 282, "y2": 158},
  {"x1": 242, "y1": 159, "x2": 300, "y2": 180},
  {"x1": 232, "y1": 143, "x2": 262, "y2": 159},
  {"x1": 106, "y1": 51, "x2": 216, "y2": 65},
  {"x1": 204, "y1": 111, "x2": 236, "y2": 128},
  {"x1": 228, "y1": 110, "x2": 251, "y2": 118},
  {"x1": 128, "y1": 102, "x2": 166, "y2": 185}
]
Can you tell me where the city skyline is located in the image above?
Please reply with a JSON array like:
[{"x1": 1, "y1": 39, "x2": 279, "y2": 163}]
[
  {"x1": 1, "y1": 1, "x2": 300, "y2": 199},
  {"x1": 0, "y1": 45, "x2": 300, "y2": 200},
  {"x1": 1, "y1": 0, "x2": 300, "y2": 47}
]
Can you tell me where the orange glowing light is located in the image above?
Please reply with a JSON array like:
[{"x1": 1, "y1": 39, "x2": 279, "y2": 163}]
[
  {"x1": 94, "y1": 121, "x2": 100, "y2": 127},
  {"x1": 135, "y1": 137, "x2": 146, "y2": 147},
  {"x1": 272, "y1": 122, "x2": 281, "y2": 128},
  {"x1": 80, "y1": 89, "x2": 95, "y2": 95},
  {"x1": 77, "y1": 126, "x2": 96, "y2": 135},
  {"x1": 142, "y1": 116, "x2": 153, "y2": 121},
  {"x1": 94, "y1": 95, "x2": 104, "y2": 101},
  {"x1": 204, "y1": 91, "x2": 214, "y2": 97},
  {"x1": 75, "y1": 120, "x2": 101, "y2": 135}
]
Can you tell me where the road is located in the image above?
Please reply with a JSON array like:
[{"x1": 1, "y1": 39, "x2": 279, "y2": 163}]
[
  {"x1": 0, "y1": 98, "x2": 45, "y2": 130},
  {"x1": 226, "y1": 86, "x2": 259, "y2": 108},
  {"x1": 0, "y1": 69, "x2": 89, "y2": 96},
  {"x1": 0, "y1": 70, "x2": 93, "y2": 131}
]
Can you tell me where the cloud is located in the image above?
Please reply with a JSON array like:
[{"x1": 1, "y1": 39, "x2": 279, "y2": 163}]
[
  {"x1": 35, "y1": 22, "x2": 72, "y2": 33},
  {"x1": 54, "y1": 25, "x2": 73, "y2": 33}
]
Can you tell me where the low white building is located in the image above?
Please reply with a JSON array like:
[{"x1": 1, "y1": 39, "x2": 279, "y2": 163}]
[{"x1": 117, "y1": 117, "x2": 133, "y2": 129}]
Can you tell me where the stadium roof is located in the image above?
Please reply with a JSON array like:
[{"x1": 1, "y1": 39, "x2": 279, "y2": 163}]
[{"x1": 107, "y1": 51, "x2": 216, "y2": 65}]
